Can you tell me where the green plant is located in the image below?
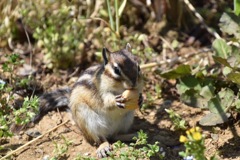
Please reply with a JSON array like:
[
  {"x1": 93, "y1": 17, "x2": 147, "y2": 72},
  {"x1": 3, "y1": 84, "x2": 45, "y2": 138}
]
[
  {"x1": 141, "y1": 83, "x2": 162, "y2": 109},
  {"x1": 179, "y1": 127, "x2": 207, "y2": 160},
  {"x1": 50, "y1": 135, "x2": 73, "y2": 160},
  {"x1": 0, "y1": 0, "x2": 91, "y2": 69},
  {"x1": 2, "y1": 54, "x2": 22, "y2": 84},
  {"x1": 106, "y1": 0, "x2": 127, "y2": 37},
  {"x1": 141, "y1": 92, "x2": 155, "y2": 109},
  {"x1": 30, "y1": 2, "x2": 86, "y2": 69},
  {"x1": 92, "y1": 0, "x2": 130, "y2": 51},
  {"x1": 165, "y1": 109, "x2": 187, "y2": 130},
  {"x1": 0, "y1": 114, "x2": 13, "y2": 138},
  {"x1": 13, "y1": 96, "x2": 39, "y2": 125},
  {"x1": 0, "y1": 92, "x2": 39, "y2": 138},
  {"x1": 74, "y1": 156, "x2": 96, "y2": 160},
  {"x1": 0, "y1": 53, "x2": 39, "y2": 138},
  {"x1": 75, "y1": 130, "x2": 164, "y2": 159},
  {"x1": 106, "y1": 130, "x2": 164, "y2": 159},
  {"x1": 160, "y1": 7, "x2": 240, "y2": 126},
  {"x1": 154, "y1": 83, "x2": 162, "y2": 99},
  {"x1": 1, "y1": 54, "x2": 19, "y2": 138},
  {"x1": 0, "y1": 0, "x2": 19, "y2": 47}
]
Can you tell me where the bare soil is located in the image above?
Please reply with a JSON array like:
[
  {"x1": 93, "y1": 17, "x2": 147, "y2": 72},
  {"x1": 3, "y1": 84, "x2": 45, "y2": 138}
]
[
  {"x1": 1, "y1": 45, "x2": 240, "y2": 160},
  {"x1": 2, "y1": 93, "x2": 240, "y2": 160}
]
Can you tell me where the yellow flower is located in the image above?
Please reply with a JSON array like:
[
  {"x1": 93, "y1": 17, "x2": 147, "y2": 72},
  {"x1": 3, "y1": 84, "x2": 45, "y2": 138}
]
[
  {"x1": 186, "y1": 130, "x2": 190, "y2": 135},
  {"x1": 192, "y1": 131, "x2": 202, "y2": 141},
  {"x1": 189, "y1": 128, "x2": 195, "y2": 134},
  {"x1": 179, "y1": 135, "x2": 188, "y2": 143},
  {"x1": 195, "y1": 126, "x2": 200, "y2": 132}
]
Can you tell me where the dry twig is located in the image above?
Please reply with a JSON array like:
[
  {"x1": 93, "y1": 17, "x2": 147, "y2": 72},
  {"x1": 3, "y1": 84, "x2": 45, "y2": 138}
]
[
  {"x1": 183, "y1": 0, "x2": 221, "y2": 39},
  {"x1": 140, "y1": 48, "x2": 212, "y2": 70}
]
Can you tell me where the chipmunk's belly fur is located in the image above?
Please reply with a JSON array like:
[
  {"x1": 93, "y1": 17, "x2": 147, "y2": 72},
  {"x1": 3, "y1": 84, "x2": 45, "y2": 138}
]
[{"x1": 77, "y1": 105, "x2": 134, "y2": 140}]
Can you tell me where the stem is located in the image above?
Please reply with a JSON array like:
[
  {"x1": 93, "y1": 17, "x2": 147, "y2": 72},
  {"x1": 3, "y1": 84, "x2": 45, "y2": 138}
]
[
  {"x1": 114, "y1": 0, "x2": 119, "y2": 36},
  {"x1": 80, "y1": 17, "x2": 119, "y2": 37},
  {"x1": 106, "y1": 0, "x2": 114, "y2": 30}
]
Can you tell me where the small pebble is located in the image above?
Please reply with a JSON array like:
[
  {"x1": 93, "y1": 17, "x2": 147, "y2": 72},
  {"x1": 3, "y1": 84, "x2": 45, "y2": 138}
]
[
  {"x1": 84, "y1": 152, "x2": 90, "y2": 156},
  {"x1": 42, "y1": 155, "x2": 50, "y2": 160},
  {"x1": 211, "y1": 133, "x2": 219, "y2": 141},
  {"x1": 184, "y1": 156, "x2": 194, "y2": 160},
  {"x1": 0, "y1": 79, "x2": 6, "y2": 85},
  {"x1": 25, "y1": 130, "x2": 41, "y2": 138}
]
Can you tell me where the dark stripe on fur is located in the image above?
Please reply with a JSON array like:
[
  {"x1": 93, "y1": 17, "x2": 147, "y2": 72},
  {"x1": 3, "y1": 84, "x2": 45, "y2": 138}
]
[
  {"x1": 104, "y1": 68, "x2": 122, "y2": 82},
  {"x1": 96, "y1": 64, "x2": 104, "y2": 78},
  {"x1": 111, "y1": 50, "x2": 138, "y2": 86},
  {"x1": 73, "y1": 80, "x2": 97, "y2": 91},
  {"x1": 83, "y1": 67, "x2": 97, "y2": 76}
]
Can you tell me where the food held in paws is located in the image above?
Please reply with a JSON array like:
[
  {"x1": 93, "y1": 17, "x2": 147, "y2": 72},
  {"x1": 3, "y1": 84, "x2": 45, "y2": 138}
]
[{"x1": 121, "y1": 89, "x2": 139, "y2": 110}]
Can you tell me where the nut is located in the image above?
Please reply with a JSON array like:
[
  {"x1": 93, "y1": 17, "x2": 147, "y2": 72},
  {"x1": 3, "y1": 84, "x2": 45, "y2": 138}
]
[{"x1": 121, "y1": 89, "x2": 139, "y2": 110}]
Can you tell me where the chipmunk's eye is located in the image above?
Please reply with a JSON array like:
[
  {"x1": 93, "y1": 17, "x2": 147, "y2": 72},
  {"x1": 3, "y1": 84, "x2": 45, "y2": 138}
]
[{"x1": 114, "y1": 66, "x2": 121, "y2": 76}]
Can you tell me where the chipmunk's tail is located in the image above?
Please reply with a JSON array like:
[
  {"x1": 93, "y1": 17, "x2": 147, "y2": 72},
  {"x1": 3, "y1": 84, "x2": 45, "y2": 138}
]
[{"x1": 33, "y1": 88, "x2": 71, "y2": 123}]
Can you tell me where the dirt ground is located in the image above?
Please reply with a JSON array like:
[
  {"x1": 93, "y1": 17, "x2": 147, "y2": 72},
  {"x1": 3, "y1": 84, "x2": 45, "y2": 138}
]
[
  {"x1": 2, "y1": 92, "x2": 240, "y2": 160},
  {"x1": 0, "y1": 45, "x2": 240, "y2": 160}
]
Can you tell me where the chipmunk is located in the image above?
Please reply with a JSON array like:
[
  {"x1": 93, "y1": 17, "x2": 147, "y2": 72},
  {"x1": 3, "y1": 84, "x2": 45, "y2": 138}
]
[{"x1": 35, "y1": 44, "x2": 143, "y2": 158}]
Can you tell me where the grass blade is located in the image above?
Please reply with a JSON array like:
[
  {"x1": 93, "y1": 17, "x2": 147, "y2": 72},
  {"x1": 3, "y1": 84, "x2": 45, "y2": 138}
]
[
  {"x1": 118, "y1": 0, "x2": 127, "y2": 17},
  {"x1": 106, "y1": 0, "x2": 114, "y2": 30},
  {"x1": 115, "y1": 0, "x2": 119, "y2": 35}
]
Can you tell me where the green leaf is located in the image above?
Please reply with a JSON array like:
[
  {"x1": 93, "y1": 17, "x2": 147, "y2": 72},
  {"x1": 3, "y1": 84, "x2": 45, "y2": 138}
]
[
  {"x1": 176, "y1": 83, "x2": 189, "y2": 95},
  {"x1": 180, "y1": 76, "x2": 201, "y2": 89},
  {"x1": 219, "y1": 12, "x2": 240, "y2": 40},
  {"x1": 227, "y1": 72, "x2": 240, "y2": 84},
  {"x1": 106, "y1": 0, "x2": 114, "y2": 30},
  {"x1": 177, "y1": 76, "x2": 215, "y2": 108},
  {"x1": 227, "y1": 55, "x2": 240, "y2": 68},
  {"x1": 0, "y1": 83, "x2": 5, "y2": 90},
  {"x1": 160, "y1": 64, "x2": 191, "y2": 79},
  {"x1": 199, "y1": 112, "x2": 230, "y2": 126},
  {"x1": 118, "y1": 0, "x2": 127, "y2": 17},
  {"x1": 179, "y1": 89, "x2": 208, "y2": 108},
  {"x1": 234, "y1": 0, "x2": 240, "y2": 16},
  {"x1": 208, "y1": 88, "x2": 234, "y2": 114},
  {"x1": 218, "y1": 88, "x2": 234, "y2": 109},
  {"x1": 212, "y1": 56, "x2": 232, "y2": 68},
  {"x1": 0, "y1": 131, "x2": 3, "y2": 137},
  {"x1": 222, "y1": 67, "x2": 232, "y2": 76},
  {"x1": 177, "y1": 75, "x2": 203, "y2": 93},
  {"x1": 199, "y1": 86, "x2": 215, "y2": 100},
  {"x1": 235, "y1": 99, "x2": 240, "y2": 109},
  {"x1": 212, "y1": 38, "x2": 231, "y2": 58}
]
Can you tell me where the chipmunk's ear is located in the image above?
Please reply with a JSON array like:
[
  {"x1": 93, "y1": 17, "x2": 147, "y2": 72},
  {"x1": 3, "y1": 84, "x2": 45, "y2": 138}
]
[
  {"x1": 102, "y1": 47, "x2": 110, "y2": 65},
  {"x1": 125, "y1": 43, "x2": 131, "y2": 51}
]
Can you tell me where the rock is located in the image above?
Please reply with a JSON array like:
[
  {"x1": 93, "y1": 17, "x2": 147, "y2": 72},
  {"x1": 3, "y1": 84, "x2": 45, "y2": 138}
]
[
  {"x1": 25, "y1": 130, "x2": 41, "y2": 138},
  {"x1": 211, "y1": 133, "x2": 219, "y2": 141},
  {"x1": 42, "y1": 155, "x2": 50, "y2": 160}
]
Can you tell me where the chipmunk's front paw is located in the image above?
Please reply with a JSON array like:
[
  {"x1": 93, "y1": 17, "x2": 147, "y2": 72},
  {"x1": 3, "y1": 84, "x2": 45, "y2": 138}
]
[
  {"x1": 96, "y1": 142, "x2": 112, "y2": 158},
  {"x1": 115, "y1": 94, "x2": 126, "y2": 109}
]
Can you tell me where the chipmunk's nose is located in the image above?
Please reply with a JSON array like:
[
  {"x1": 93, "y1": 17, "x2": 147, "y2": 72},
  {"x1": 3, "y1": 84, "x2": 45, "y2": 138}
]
[
  {"x1": 124, "y1": 81, "x2": 136, "y2": 90},
  {"x1": 128, "y1": 83, "x2": 137, "y2": 90}
]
